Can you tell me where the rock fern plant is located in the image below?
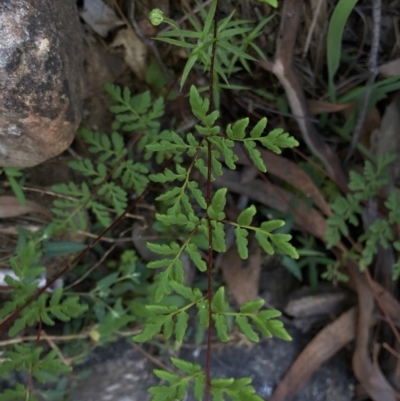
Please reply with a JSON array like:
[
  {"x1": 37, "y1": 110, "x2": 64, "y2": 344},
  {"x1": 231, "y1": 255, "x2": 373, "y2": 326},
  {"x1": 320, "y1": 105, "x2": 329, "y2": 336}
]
[
  {"x1": 0, "y1": 1, "x2": 303, "y2": 400},
  {"x1": 325, "y1": 153, "x2": 400, "y2": 279},
  {"x1": 124, "y1": 81, "x2": 299, "y2": 401}
]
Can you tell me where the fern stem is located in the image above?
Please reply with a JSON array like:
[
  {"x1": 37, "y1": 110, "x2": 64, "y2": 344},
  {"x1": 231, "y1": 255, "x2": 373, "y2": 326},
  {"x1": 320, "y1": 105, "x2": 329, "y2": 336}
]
[{"x1": 205, "y1": 1, "x2": 219, "y2": 400}]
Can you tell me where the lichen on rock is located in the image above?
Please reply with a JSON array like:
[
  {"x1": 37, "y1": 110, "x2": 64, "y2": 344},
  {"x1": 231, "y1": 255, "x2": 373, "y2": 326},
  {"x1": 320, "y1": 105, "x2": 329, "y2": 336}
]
[{"x1": 0, "y1": 0, "x2": 83, "y2": 167}]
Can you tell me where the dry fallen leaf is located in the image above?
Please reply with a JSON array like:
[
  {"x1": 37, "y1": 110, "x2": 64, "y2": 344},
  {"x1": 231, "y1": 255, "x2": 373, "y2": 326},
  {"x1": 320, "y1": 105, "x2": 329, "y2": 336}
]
[
  {"x1": 215, "y1": 169, "x2": 329, "y2": 241},
  {"x1": 0, "y1": 196, "x2": 52, "y2": 220},
  {"x1": 221, "y1": 234, "x2": 261, "y2": 306},
  {"x1": 379, "y1": 58, "x2": 400, "y2": 77},
  {"x1": 307, "y1": 99, "x2": 354, "y2": 115},
  {"x1": 269, "y1": 307, "x2": 361, "y2": 401},
  {"x1": 79, "y1": 0, "x2": 124, "y2": 37},
  {"x1": 110, "y1": 28, "x2": 148, "y2": 80},
  {"x1": 284, "y1": 286, "x2": 350, "y2": 318},
  {"x1": 342, "y1": 107, "x2": 381, "y2": 154},
  {"x1": 371, "y1": 91, "x2": 400, "y2": 185},
  {"x1": 234, "y1": 144, "x2": 332, "y2": 217},
  {"x1": 83, "y1": 43, "x2": 126, "y2": 98}
]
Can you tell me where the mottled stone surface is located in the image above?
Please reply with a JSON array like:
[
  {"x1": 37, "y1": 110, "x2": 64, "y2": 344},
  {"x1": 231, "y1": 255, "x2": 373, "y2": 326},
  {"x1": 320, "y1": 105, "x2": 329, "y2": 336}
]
[
  {"x1": 70, "y1": 343, "x2": 158, "y2": 401},
  {"x1": 0, "y1": 0, "x2": 83, "y2": 167},
  {"x1": 70, "y1": 329, "x2": 354, "y2": 401}
]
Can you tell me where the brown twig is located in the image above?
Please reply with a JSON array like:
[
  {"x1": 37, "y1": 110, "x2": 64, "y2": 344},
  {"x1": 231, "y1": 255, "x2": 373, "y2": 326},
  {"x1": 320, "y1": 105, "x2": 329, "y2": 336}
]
[
  {"x1": 345, "y1": 0, "x2": 382, "y2": 162},
  {"x1": 63, "y1": 243, "x2": 117, "y2": 291},
  {"x1": 131, "y1": 343, "x2": 171, "y2": 371},
  {"x1": 382, "y1": 342, "x2": 400, "y2": 360},
  {"x1": 302, "y1": 0, "x2": 324, "y2": 58},
  {"x1": 260, "y1": 0, "x2": 348, "y2": 191},
  {"x1": 349, "y1": 265, "x2": 396, "y2": 401}
]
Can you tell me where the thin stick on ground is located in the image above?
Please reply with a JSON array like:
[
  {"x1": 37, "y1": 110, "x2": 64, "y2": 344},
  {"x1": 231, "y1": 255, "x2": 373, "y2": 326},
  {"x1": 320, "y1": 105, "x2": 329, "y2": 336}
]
[
  {"x1": 302, "y1": 0, "x2": 324, "y2": 58},
  {"x1": 345, "y1": 0, "x2": 381, "y2": 162},
  {"x1": 260, "y1": 0, "x2": 348, "y2": 191}
]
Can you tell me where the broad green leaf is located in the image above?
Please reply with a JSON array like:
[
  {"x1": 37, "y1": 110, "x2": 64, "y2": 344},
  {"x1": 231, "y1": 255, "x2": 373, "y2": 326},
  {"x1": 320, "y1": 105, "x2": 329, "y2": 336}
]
[
  {"x1": 154, "y1": 271, "x2": 172, "y2": 302},
  {"x1": 189, "y1": 84, "x2": 204, "y2": 119},
  {"x1": 156, "y1": 212, "x2": 190, "y2": 226},
  {"x1": 258, "y1": 309, "x2": 282, "y2": 319},
  {"x1": 175, "y1": 311, "x2": 189, "y2": 343},
  {"x1": 147, "y1": 242, "x2": 180, "y2": 256},
  {"x1": 393, "y1": 258, "x2": 400, "y2": 280},
  {"x1": 146, "y1": 305, "x2": 179, "y2": 314},
  {"x1": 235, "y1": 315, "x2": 259, "y2": 342},
  {"x1": 202, "y1": 0, "x2": 218, "y2": 40},
  {"x1": 150, "y1": 167, "x2": 186, "y2": 183},
  {"x1": 210, "y1": 188, "x2": 227, "y2": 216},
  {"x1": 281, "y1": 256, "x2": 303, "y2": 281},
  {"x1": 250, "y1": 118, "x2": 267, "y2": 138},
  {"x1": 195, "y1": 158, "x2": 208, "y2": 179},
  {"x1": 163, "y1": 317, "x2": 174, "y2": 339},
  {"x1": 187, "y1": 133, "x2": 199, "y2": 147},
  {"x1": 212, "y1": 287, "x2": 229, "y2": 313},
  {"x1": 259, "y1": 220, "x2": 285, "y2": 232},
  {"x1": 156, "y1": 186, "x2": 181, "y2": 202},
  {"x1": 170, "y1": 280, "x2": 196, "y2": 301},
  {"x1": 8, "y1": 311, "x2": 27, "y2": 337},
  {"x1": 252, "y1": 316, "x2": 272, "y2": 338},
  {"x1": 170, "y1": 357, "x2": 201, "y2": 375},
  {"x1": 244, "y1": 141, "x2": 266, "y2": 172},
  {"x1": 237, "y1": 205, "x2": 256, "y2": 226},
  {"x1": 6, "y1": 174, "x2": 27, "y2": 206},
  {"x1": 153, "y1": 370, "x2": 180, "y2": 384},
  {"x1": 0, "y1": 384, "x2": 31, "y2": 401},
  {"x1": 239, "y1": 299, "x2": 265, "y2": 314},
  {"x1": 187, "y1": 181, "x2": 207, "y2": 209},
  {"x1": 214, "y1": 314, "x2": 229, "y2": 342},
  {"x1": 148, "y1": 385, "x2": 175, "y2": 401},
  {"x1": 133, "y1": 322, "x2": 162, "y2": 342},
  {"x1": 226, "y1": 117, "x2": 249, "y2": 140},
  {"x1": 234, "y1": 227, "x2": 249, "y2": 259},
  {"x1": 259, "y1": 129, "x2": 299, "y2": 153},
  {"x1": 176, "y1": 381, "x2": 189, "y2": 400},
  {"x1": 197, "y1": 300, "x2": 209, "y2": 327},
  {"x1": 254, "y1": 231, "x2": 273, "y2": 254},
  {"x1": 212, "y1": 221, "x2": 226, "y2": 252},
  {"x1": 327, "y1": 0, "x2": 359, "y2": 100},
  {"x1": 156, "y1": 37, "x2": 195, "y2": 48},
  {"x1": 265, "y1": 319, "x2": 292, "y2": 341},
  {"x1": 209, "y1": 137, "x2": 236, "y2": 170},
  {"x1": 185, "y1": 243, "x2": 207, "y2": 272},
  {"x1": 211, "y1": 151, "x2": 224, "y2": 176},
  {"x1": 147, "y1": 259, "x2": 172, "y2": 269},
  {"x1": 258, "y1": 0, "x2": 278, "y2": 7},
  {"x1": 49, "y1": 287, "x2": 63, "y2": 307},
  {"x1": 194, "y1": 375, "x2": 206, "y2": 401},
  {"x1": 205, "y1": 110, "x2": 220, "y2": 126},
  {"x1": 211, "y1": 378, "x2": 235, "y2": 388},
  {"x1": 96, "y1": 272, "x2": 119, "y2": 295},
  {"x1": 270, "y1": 233, "x2": 299, "y2": 259}
]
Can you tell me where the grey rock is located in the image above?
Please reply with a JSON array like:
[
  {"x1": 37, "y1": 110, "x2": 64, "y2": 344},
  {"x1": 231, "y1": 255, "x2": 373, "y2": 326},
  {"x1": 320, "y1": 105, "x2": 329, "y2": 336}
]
[
  {"x1": 0, "y1": 0, "x2": 83, "y2": 167},
  {"x1": 70, "y1": 329, "x2": 354, "y2": 401}
]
